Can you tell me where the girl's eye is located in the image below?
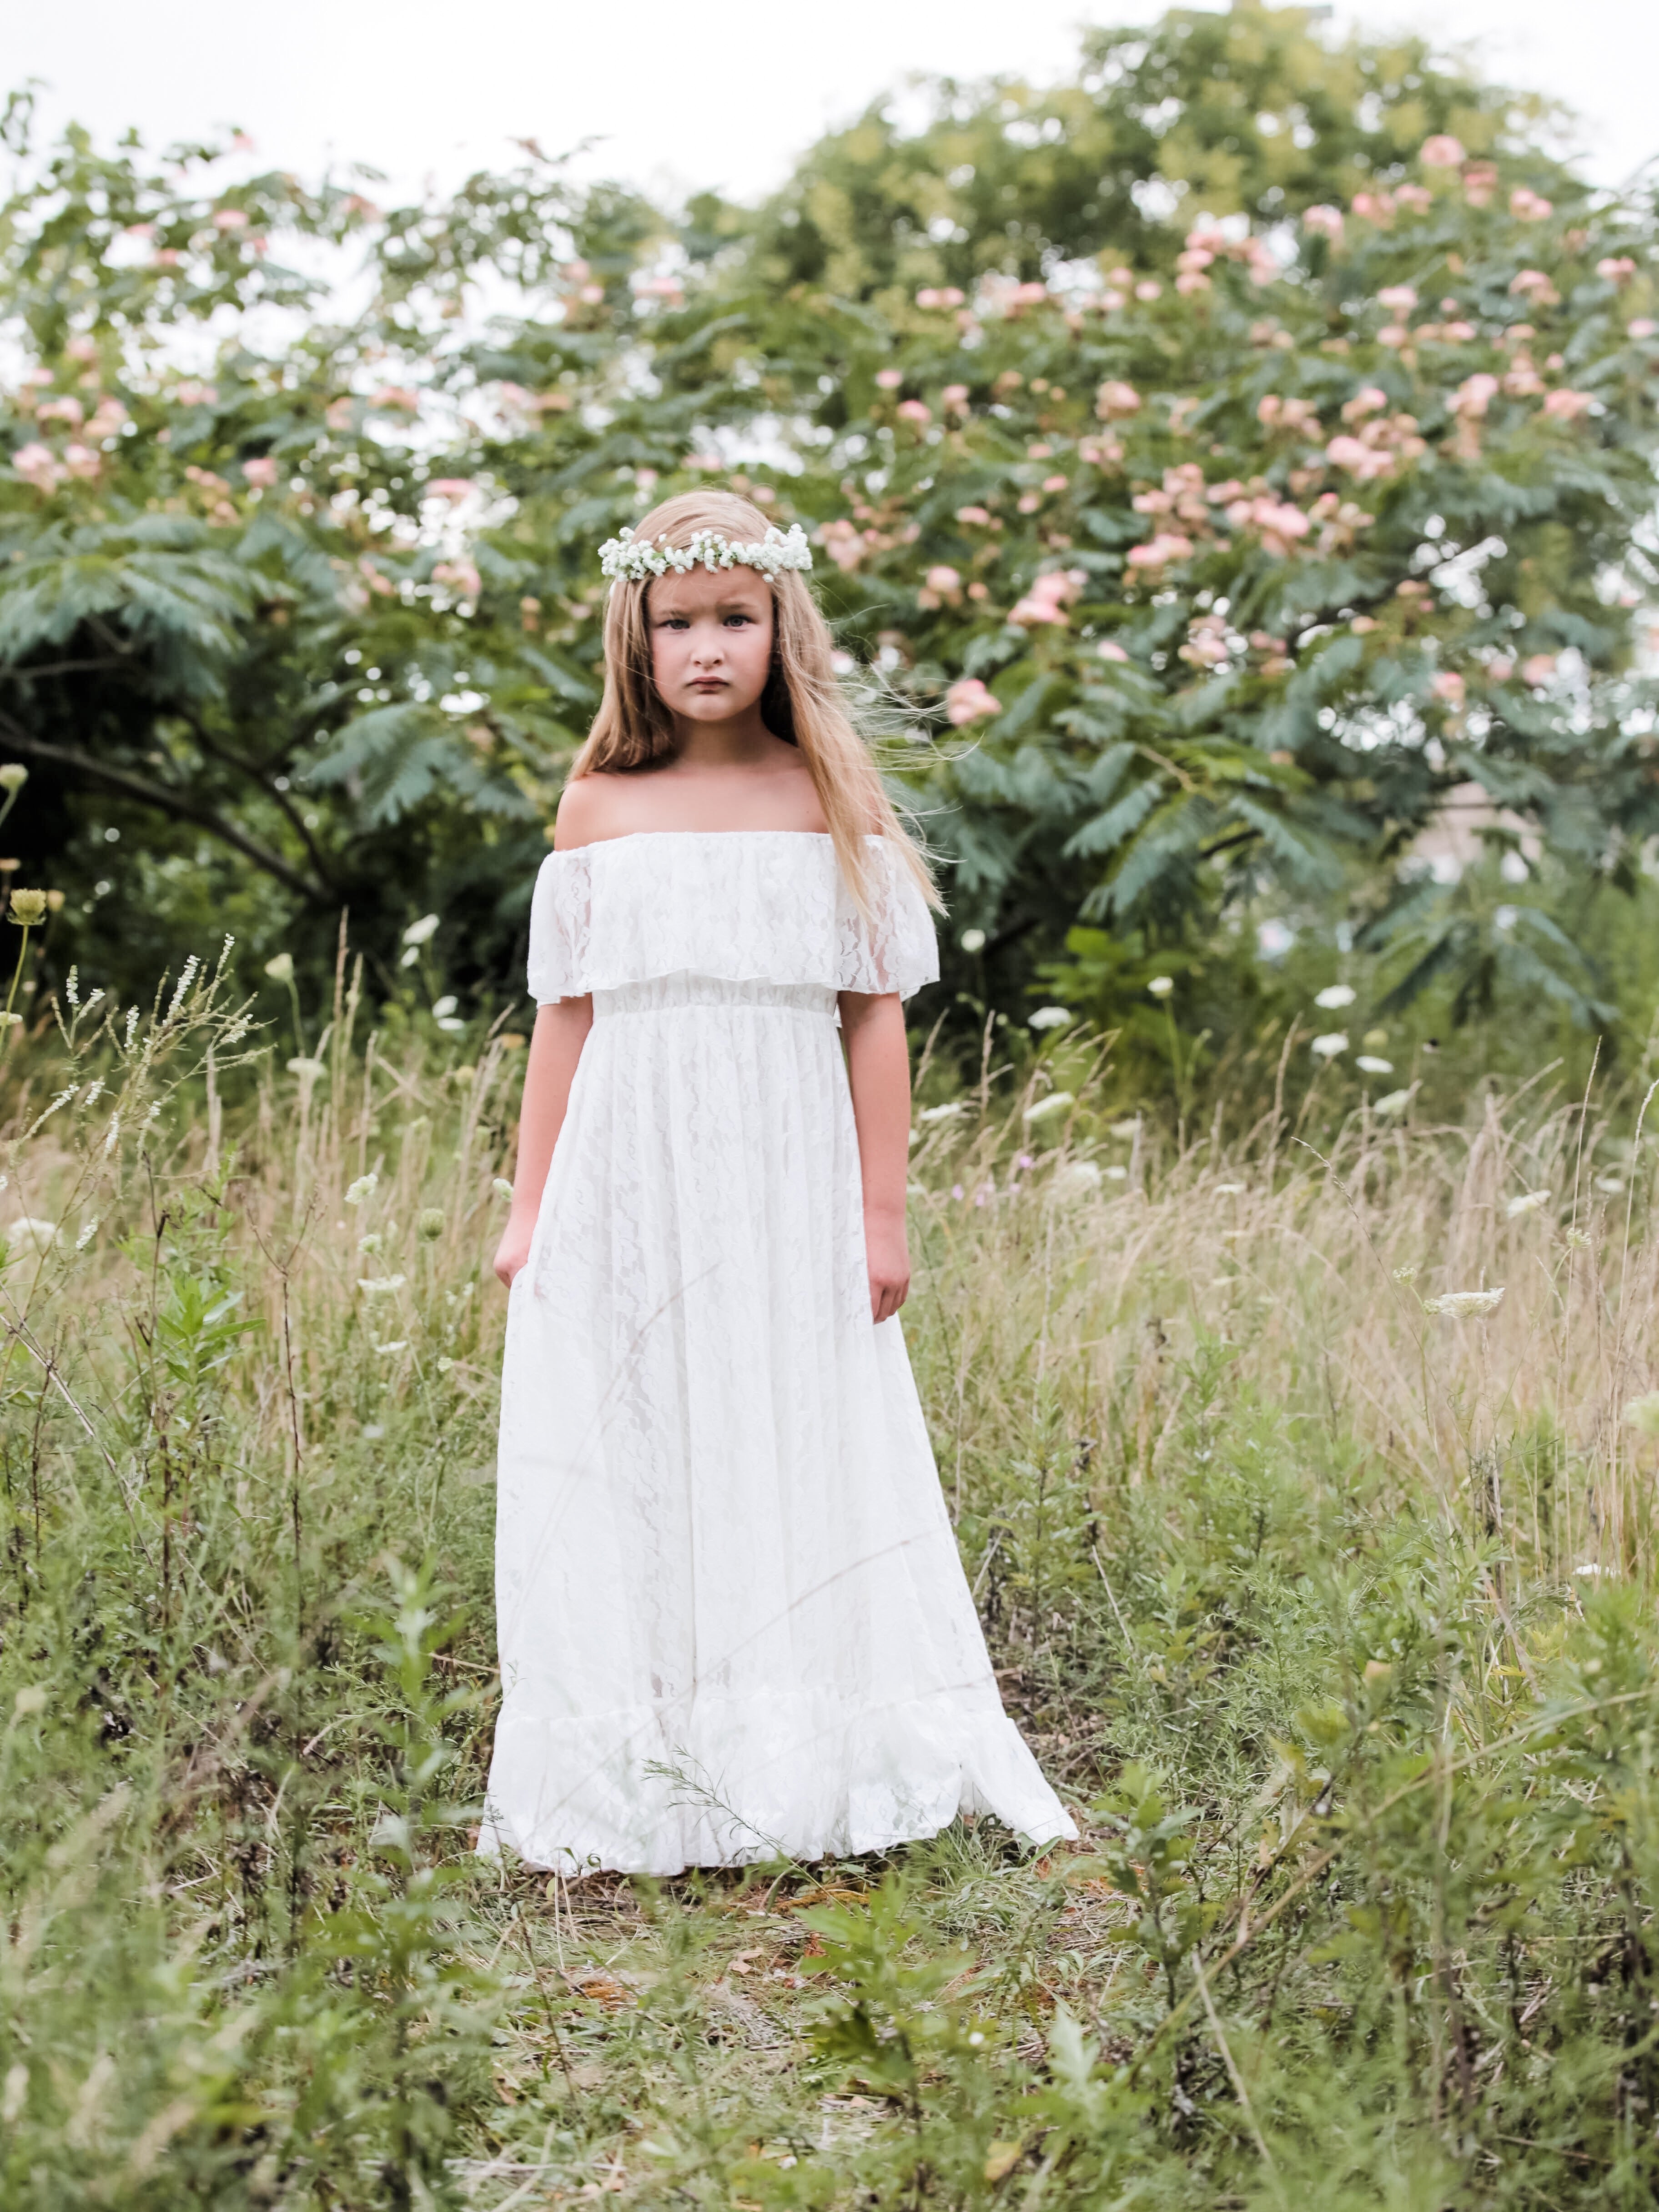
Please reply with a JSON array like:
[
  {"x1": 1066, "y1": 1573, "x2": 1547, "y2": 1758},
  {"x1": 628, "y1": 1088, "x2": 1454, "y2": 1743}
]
[{"x1": 724, "y1": 613, "x2": 753, "y2": 627}]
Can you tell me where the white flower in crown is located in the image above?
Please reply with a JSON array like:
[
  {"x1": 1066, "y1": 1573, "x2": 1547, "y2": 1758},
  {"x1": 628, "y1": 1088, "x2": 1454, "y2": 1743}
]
[{"x1": 597, "y1": 523, "x2": 814, "y2": 582}]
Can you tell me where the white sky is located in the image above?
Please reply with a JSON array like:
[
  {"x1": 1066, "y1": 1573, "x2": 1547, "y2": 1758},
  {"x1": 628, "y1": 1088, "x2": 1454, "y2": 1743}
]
[{"x1": 9, "y1": 0, "x2": 1657, "y2": 210}]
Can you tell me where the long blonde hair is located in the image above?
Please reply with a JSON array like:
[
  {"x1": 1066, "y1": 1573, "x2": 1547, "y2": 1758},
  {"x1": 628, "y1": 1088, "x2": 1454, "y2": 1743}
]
[{"x1": 570, "y1": 488, "x2": 940, "y2": 915}]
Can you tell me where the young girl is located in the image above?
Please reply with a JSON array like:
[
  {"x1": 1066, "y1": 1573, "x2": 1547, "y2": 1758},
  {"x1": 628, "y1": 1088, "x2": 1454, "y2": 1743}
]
[{"x1": 482, "y1": 489, "x2": 1074, "y2": 1875}]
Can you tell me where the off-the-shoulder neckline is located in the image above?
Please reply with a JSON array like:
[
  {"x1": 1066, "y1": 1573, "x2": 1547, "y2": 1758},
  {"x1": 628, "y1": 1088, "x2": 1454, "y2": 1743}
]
[{"x1": 548, "y1": 829, "x2": 856, "y2": 856}]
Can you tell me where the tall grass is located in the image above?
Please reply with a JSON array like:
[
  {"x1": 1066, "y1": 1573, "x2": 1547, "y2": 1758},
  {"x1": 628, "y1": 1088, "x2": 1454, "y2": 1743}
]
[{"x1": 3, "y1": 952, "x2": 1659, "y2": 2208}]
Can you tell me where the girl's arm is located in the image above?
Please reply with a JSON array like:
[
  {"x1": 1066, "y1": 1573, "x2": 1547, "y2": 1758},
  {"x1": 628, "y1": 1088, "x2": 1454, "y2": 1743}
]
[
  {"x1": 838, "y1": 991, "x2": 913, "y2": 1323},
  {"x1": 492, "y1": 996, "x2": 593, "y2": 1286}
]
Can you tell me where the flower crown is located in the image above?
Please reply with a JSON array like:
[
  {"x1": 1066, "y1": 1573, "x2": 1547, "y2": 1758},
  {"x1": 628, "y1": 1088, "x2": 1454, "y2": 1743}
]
[{"x1": 597, "y1": 522, "x2": 814, "y2": 583}]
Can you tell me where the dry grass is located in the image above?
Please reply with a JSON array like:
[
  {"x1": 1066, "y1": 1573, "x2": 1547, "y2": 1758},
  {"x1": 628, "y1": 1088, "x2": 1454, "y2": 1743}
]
[{"x1": 3, "y1": 965, "x2": 1659, "y2": 2207}]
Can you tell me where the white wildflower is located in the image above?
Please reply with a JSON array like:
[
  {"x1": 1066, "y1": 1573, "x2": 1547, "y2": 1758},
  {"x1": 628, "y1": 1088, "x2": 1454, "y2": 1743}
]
[
  {"x1": 436, "y1": 1016, "x2": 466, "y2": 1034},
  {"x1": 344, "y1": 1172, "x2": 378, "y2": 1206},
  {"x1": 492, "y1": 1177, "x2": 514, "y2": 1201},
  {"x1": 399, "y1": 945, "x2": 420, "y2": 969},
  {"x1": 1146, "y1": 975, "x2": 1174, "y2": 998},
  {"x1": 362, "y1": 1423, "x2": 386, "y2": 1441},
  {"x1": 357, "y1": 1232, "x2": 383, "y2": 1254},
  {"x1": 1311, "y1": 1032, "x2": 1348, "y2": 1059},
  {"x1": 75, "y1": 1218, "x2": 96, "y2": 1251},
  {"x1": 1506, "y1": 1189, "x2": 1550, "y2": 1218},
  {"x1": 1215, "y1": 1182, "x2": 1246, "y2": 1196},
  {"x1": 11, "y1": 1684, "x2": 46, "y2": 1719},
  {"x1": 918, "y1": 1101, "x2": 968, "y2": 1125},
  {"x1": 1057, "y1": 1160, "x2": 1102, "y2": 1191},
  {"x1": 102, "y1": 1112, "x2": 121, "y2": 1156},
  {"x1": 5, "y1": 1218, "x2": 57, "y2": 1255},
  {"x1": 1595, "y1": 1175, "x2": 1624, "y2": 1194},
  {"x1": 166, "y1": 954, "x2": 200, "y2": 1021},
  {"x1": 1109, "y1": 1119, "x2": 1141, "y2": 1140},
  {"x1": 1373, "y1": 1089, "x2": 1412, "y2": 1117},
  {"x1": 1623, "y1": 1391, "x2": 1659, "y2": 1438},
  {"x1": 959, "y1": 927, "x2": 986, "y2": 953},
  {"x1": 263, "y1": 952, "x2": 295, "y2": 984},
  {"x1": 432, "y1": 995, "x2": 458, "y2": 1019},
  {"x1": 1356, "y1": 1055, "x2": 1394, "y2": 1075},
  {"x1": 1027, "y1": 1005, "x2": 1073, "y2": 1031},
  {"x1": 1104, "y1": 1163, "x2": 1128, "y2": 1181},
  {"x1": 374, "y1": 1340, "x2": 409, "y2": 1356},
  {"x1": 402, "y1": 913, "x2": 440, "y2": 947},
  {"x1": 1423, "y1": 1287, "x2": 1505, "y2": 1319},
  {"x1": 0, "y1": 1014, "x2": 22, "y2": 1031},
  {"x1": 287, "y1": 1056, "x2": 327, "y2": 1081},
  {"x1": 1392, "y1": 1265, "x2": 1418, "y2": 1283},
  {"x1": 0, "y1": 2062, "x2": 24, "y2": 2128},
  {"x1": 1315, "y1": 983, "x2": 1357, "y2": 1010},
  {"x1": 1574, "y1": 1562, "x2": 1604, "y2": 1577},
  {"x1": 1022, "y1": 1091, "x2": 1075, "y2": 1124},
  {"x1": 357, "y1": 1274, "x2": 407, "y2": 1295}
]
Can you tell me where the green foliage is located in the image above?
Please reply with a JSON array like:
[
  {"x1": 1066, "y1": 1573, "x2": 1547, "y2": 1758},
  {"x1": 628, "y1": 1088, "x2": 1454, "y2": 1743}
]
[{"x1": 0, "y1": 11, "x2": 1655, "y2": 1051}]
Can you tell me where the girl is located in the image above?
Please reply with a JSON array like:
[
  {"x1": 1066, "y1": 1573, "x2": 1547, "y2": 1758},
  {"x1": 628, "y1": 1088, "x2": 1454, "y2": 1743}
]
[{"x1": 483, "y1": 489, "x2": 1074, "y2": 1875}]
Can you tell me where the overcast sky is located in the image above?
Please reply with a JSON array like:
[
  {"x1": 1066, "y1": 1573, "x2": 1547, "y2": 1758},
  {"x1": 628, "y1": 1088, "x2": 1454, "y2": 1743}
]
[{"x1": 9, "y1": 0, "x2": 1657, "y2": 210}]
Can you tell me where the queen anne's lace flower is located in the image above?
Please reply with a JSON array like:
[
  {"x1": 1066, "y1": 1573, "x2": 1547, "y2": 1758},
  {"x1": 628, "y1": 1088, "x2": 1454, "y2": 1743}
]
[{"x1": 598, "y1": 523, "x2": 813, "y2": 583}]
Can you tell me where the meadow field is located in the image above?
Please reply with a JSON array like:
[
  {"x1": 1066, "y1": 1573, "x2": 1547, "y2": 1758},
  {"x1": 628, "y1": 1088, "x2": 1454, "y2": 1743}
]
[{"x1": 3, "y1": 952, "x2": 1659, "y2": 2209}]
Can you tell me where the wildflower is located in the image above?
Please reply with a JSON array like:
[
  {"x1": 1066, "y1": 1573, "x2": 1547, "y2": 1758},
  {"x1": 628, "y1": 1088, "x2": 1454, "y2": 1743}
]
[
  {"x1": 1104, "y1": 1164, "x2": 1128, "y2": 1181},
  {"x1": 1391, "y1": 1265, "x2": 1418, "y2": 1282},
  {"x1": 1623, "y1": 1392, "x2": 1659, "y2": 1437},
  {"x1": 264, "y1": 952, "x2": 295, "y2": 984},
  {"x1": 362, "y1": 1423, "x2": 386, "y2": 1441},
  {"x1": 1215, "y1": 1183, "x2": 1246, "y2": 1196},
  {"x1": 1057, "y1": 1160, "x2": 1102, "y2": 1191},
  {"x1": 1023, "y1": 1092, "x2": 1075, "y2": 1124},
  {"x1": 1311, "y1": 1032, "x2": 1349, "y2": 1059},
  {"x1": 402, "y1": 913, "x2": 440, "y2": 947},
  {"x1": 1420, "y1": 134, "x2": 1466, "y2": 169},
  {"x1": 493, "y1": 1177, "x2": 515, "y2": 1200},
  {"x1": 5, "y1": 1218, "x2": 57, "y2": 1254},
  {"x1": 433, "y1": 995, "x2": 458, "y2": 1019},
  {"x1": 1356, "y1": 1055, "x2": 1393, "y2": 1074},
  {"x1": 417, "y1": 1207, "x2": 444, "y2": 1240},
  {"x1": 1506, "y1": 1189, "x2": 1550, "y2": 1218},
  {"x1": 1028, "y1": 1006, "x2": 1073, "y2": 1031},
  {"x1": 1574, "y1": 1561, "x2": 1604, "y2": 1576},
  {"x1": 11, "y1": 1685, "x2": 46, "y2": 1719},
  {"x1": 1373, "y1": 1089, "x2": 1412, "y2": 1116},
  {"x1": 0, "y1": 765, "x2": 27, "y2": 793},
  {"x1": 374, "y1": 1340, "x2": 410, "y2": 1355},
  {"x1": 918, "y1": 1101, "x2": 968, "y2": 1124},
  {"x1": 1595, "y1": 1175, "x2": 1624, "y2": 1195},
  {"x1": 1097, "y1": 639, "x2": 1130, "y2": 663},
  {"x1": 960, "y1": 927, "x2": 987, "y2": 953},
  {"x1": 345, "y1": 1172, "x2": 378, "y2": 1206},
  {"x1": 1314, "y1": 983, "x2": 1356, "y2": 1010},
  {"x1": 7, "y1": 889, "x2": 47, "y2": 926},
  {"x1": 357, "y1": 1274, "x2": 407, "y2": 1295},
  {"x1": 1109, "y1": 1120, "x2": 1140, "y2": 1139},
  {"x1": 1147, "y1": 975, "x2": 1174, "y2": 999},
  {"x1": 358, "y1": 1233, "x2": 383, "y2": 1254},
  {"x1": 1423, "y1": 1287, "x2": 1505, "y2": 1318},
  {"x1": 75, "y1": 1218, "x2": 97, "y2": 1251}
]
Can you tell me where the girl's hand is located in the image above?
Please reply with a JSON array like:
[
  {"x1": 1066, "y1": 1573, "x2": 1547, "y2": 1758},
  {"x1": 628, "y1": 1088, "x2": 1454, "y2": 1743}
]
[
  {"x1": 493, "y1": 1214, "x2": 534, "y2": 1288},
  {"x1": 865, "y1": 1207, "x2": 910, "y2": 1324}
]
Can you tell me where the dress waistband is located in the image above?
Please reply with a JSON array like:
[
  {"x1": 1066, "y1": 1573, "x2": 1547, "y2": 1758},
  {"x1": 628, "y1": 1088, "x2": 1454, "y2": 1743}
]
[{"x1": 591, "y1": 975, "x2": 840, "y2": 1020}]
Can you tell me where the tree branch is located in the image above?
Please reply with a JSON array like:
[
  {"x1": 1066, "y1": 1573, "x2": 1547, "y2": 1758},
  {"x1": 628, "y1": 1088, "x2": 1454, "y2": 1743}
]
[
  {"x1": 0, "y1": 714, "x2": 333, "y2": 906},
  {"x1": 174, "y1": 711, "x2": 340, "y2": 892}
]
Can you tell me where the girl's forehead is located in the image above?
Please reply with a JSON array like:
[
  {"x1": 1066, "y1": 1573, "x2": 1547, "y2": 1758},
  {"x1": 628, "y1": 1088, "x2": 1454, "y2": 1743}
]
[{"x1": 647, "y1": 567, "x2": 772, "y2": 614}]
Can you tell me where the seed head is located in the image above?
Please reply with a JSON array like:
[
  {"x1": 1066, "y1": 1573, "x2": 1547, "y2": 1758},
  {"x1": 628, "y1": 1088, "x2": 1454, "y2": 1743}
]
[
  {"x1": 264, "y1": 952, "x2": 295, "y2": 984},
  {"x1": 1423, "y1": 1287, "x2": 1505, "y2": 1319},
  {"x1": 344, "y1": 1172, "x2": 378, "y2": 1206},
  {"x1": 0, "y1": 764, "x2": 27, "y2": 794},
  {"x1": 417, "y1": 1207, "x2": 444, "y2": 1241},
  {"x1": 8, "y1": 889, "x2": 47, "y2": 926}
]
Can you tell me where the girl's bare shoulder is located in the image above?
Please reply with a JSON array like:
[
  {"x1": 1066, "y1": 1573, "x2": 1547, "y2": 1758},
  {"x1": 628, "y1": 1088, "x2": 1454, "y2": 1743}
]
[
  {"x1": 555, "y1": 754, "x2": 828, "y2": 845},
  {"x1": 552, "y1": 773, "x2": 649, "y2": 850}
]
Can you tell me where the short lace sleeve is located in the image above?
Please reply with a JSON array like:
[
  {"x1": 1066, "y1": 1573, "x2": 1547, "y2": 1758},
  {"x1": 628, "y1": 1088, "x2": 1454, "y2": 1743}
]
[
  {"x1": 527, "y1": 850, "x2": 592, "y2": 1003},
  {"x1": 836, "y1": 838, "x2": 940, "y2": 1000}
]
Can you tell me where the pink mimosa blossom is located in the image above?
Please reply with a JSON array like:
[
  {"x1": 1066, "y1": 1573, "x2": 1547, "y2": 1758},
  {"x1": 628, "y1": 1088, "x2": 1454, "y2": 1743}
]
[
  {"x1": 174, "y1": 381, "x2": 219, "y2": 406},
  {"x1": 243, "y1": 457, "x2": 280, "y2": 488},
  {"x1": 35, "y1": 396, "x2": 83, "y2": 427},
  {"x1": 1095, "y1": 380, "x2": 1141, "y2": 420},
  {"x1": 1597, "y1": 257, "x2": 1637, "y2": 284},
  {"x1": 896, "y1": 399, "x2": 932, "y2": 424},
  {"x1": 1341, "y1": 387, "x2": 1388, "y2": 423},
  {"x1": 1630, "y1": 319, "x2": 1658, "y2": 339},
  {"x1": 212, "y1": 207, "x2": 249, "y2": 231},
  {"x1": 1430, "y1": 671, "x2": 1465, "y2": 704},
  {"x1": 1394, "y1": 185, "x2": 1433, "y2": 214},
  {"x1": 1124, "y1": 533, "x2": 1193, "y2": 571},
  {"x1": 432, "y1": 559, "x2": 483, "y2": 600},
  {"x1": 1097, "y1": 639, "x2": 1130, "y2": 663},
  {"x1": 12, "y1": 442, "x2": 61, "y2": 492},
  {"x1": 955, "y1": 505, "x2": 992, "y2": 526},
  {"x1": 426, "y1": 478, "x2": 476, "y2": 501},
  {"x1": 1510, "y1": 187, "x2": 1553, "y2": 221},
  {"x1": 1378, "y1": 285, "x2": 1418, "y2": 317},
  {"x1": 875, "y1": 369, "x2": 904, "y2": 391},
  {"x1": 62, "y1": 443, "x2": 101, "y2": 481},
  {"x1": 1486, "y1": 656, "x2": 1515, "y2": 683},
  {"x1": 925, "y1": 565, "x2": 961, "y2": 596},
  {"x1": 1463, "y1": 164, "x2": 1498, "y2": 208},
  {"x1": 941, "y1": 383, "x2": 970, "y2": 410},
  {"x1": 945, "y1": 677, "x2": 1002, "y2": 725},
  {"x1": 1303, "y1": 205, "x2": 1345, "y2": 241},
  {"x1": 1520, "y1": 654, "x2": 1557, "y2": 687},
  {"x1": 1421, "y1": 135, "x2": 1466, "y2": 169},
  {"x1": 1453, "y1": 373, "x2": 1500, "y2": 417},
  {"x1": 1134, "y1": 280, "x2": 1162, "y2": 302},
  {"x1": 1542, "y1": 388, "x2": 1595, "y2": 421}
]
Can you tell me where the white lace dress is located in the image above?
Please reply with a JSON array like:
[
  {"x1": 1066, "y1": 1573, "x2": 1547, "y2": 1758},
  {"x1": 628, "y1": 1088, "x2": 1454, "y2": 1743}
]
[{"x1": 481, "y1": 830, "x2": 1076, "y2": 1875}]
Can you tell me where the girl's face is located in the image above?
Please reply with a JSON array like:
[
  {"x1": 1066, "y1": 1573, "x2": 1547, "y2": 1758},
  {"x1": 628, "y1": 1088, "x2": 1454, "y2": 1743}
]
[{"x1": 646, "y1": 566, "x2": 774, "y2": 729}]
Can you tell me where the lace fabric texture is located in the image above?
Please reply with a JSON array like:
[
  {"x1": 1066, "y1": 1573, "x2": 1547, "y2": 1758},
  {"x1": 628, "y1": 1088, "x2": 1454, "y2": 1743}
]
[
  {"x1": 483, "y1": 833, "x2": 1075, "y2": 1875},
  {"x1": 526, "y1": 830, "x2": 940, "y2": 1004}
]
